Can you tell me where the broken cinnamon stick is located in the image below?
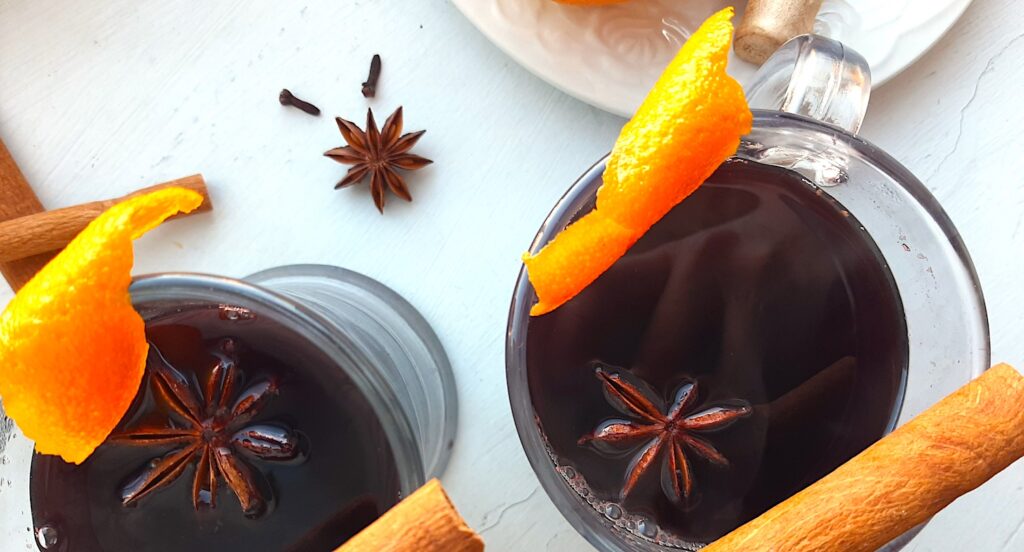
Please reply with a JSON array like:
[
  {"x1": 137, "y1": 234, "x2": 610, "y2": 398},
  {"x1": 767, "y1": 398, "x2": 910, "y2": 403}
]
[
  {"x1": 0, "y1": 175, "x2": 211, "y2": 264},
  {"x1": 336, "y1": 479, "x2": 484, "y2": 552},
  {"x1": 0, "y1": 137, "x2": 50, "y2": 290},
  {"x1": 704, "y1": 363, "x2": 1024, "y2": 552}
]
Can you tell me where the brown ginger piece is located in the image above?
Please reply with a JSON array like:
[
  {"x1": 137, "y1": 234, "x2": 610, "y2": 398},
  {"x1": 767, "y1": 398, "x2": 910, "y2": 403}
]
[
  {"x1": 735, "y1": 0, "x2": 824, "y2": 64},
  {"x1": 704, "y1": 363, "x2": 1024, "y2": 552},
  {"x1": 336, "y1": 479, "x2": 484, "y2": 551}
]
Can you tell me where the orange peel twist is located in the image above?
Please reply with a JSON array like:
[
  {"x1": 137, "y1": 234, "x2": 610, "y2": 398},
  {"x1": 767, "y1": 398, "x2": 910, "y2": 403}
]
[
  {"x1": 523, "y1": 8, "x2": 752, "y2": 315},
  {"x1": 0, "y1": 187, "x2": 203, "y2": 463}
]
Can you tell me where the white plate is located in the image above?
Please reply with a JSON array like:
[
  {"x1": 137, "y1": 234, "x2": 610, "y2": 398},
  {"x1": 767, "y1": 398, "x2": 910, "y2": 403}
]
[{"x1": 454, "y1": 0, "x2": 972, "y2": 117}]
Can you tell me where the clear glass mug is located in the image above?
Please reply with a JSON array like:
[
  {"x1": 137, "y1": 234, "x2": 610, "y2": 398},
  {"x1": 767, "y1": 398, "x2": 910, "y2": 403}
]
[
  {"x1": 506, "y1": 36, "x2": 989, "y2": 551},
  {"x1": 0, "y1": 264, "x2": 458, "y2": 549}
]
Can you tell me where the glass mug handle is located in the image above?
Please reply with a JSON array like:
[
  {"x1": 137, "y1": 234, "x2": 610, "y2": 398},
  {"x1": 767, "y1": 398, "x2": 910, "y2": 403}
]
[{"x1": 744, "y1": 34, "x2": 872, "y2": 135}]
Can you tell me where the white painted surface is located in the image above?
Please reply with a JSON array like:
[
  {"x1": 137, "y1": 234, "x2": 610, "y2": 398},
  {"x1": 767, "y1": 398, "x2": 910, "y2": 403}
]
[{"x1": 0, "y1": 0, "x2": 1021, "y2": 550}]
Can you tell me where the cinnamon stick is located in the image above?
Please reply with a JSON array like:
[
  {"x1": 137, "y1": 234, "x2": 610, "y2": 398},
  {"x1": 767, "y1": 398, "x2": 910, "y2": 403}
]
[
  {"x1": 704, "y1": 363, "x2": 1024, "y2": 552},
  {"x1": 336, "y1": 479, "x2": 484, "y2": 552},
  {"x1": 0, "y1": 175, "x2": 211, "y2": 264},
  {"x1": 0, "y1": 137, "x2": 50, "y2": 290}
]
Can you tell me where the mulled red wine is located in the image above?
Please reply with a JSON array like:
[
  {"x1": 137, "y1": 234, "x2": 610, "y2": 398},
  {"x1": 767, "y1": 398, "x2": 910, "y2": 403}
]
[
  {"x1": 526, "y1": 159, "x2": 908, "y2": 545},
  {"x1": 30, "y1": 308, "x2": 400, "y2": 551}
]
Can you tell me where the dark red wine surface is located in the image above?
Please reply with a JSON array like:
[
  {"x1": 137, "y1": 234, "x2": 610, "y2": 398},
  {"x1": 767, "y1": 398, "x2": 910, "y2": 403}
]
[
  {"x1": 31, "y1": 308, "x2": 400, "y2": 552},
  {"x1": 526, "y1": 159, "x2": 908, "y2": 544}
]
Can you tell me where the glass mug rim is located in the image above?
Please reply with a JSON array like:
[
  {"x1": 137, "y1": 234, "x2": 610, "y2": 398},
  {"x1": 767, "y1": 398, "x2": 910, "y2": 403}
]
[
  {"x1": 131, "y1": 268, "x2": 456, "y2": 491},
  {"x1": 129, "y1": 270, "x2": 429, "y2": 492},
  {"x1": 505, "y1": 110, "x2": 990, "y2": 551},
  {"x1": 3, "y1": 265, "x2": 458, "y2": 549}
]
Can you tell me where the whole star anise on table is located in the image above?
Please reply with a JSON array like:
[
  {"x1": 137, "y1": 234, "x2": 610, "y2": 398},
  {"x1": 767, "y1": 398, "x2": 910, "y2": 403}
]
[
  {"x1": 579, "y1": 366, "x2": 751, "y2": 502},
  {"x1": 325, "y1": 106, "x2": 433, "y2": 214},
  {"x1": 110, "y1": 338, "x2": 300, "y2": 518}
]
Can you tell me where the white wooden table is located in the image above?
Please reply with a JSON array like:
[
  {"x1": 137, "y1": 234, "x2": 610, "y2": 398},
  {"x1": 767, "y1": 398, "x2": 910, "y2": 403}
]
[{"x1": 1, "y1": 1, "x2": 1022, "y2": 550}]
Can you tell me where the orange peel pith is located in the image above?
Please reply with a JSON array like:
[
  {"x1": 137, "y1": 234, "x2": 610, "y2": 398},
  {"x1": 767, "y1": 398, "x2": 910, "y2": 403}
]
[
  {"x1": 523, "y1": 8, "x2": 753, "y2": 316},
  {"x1": 0, "y1": 187, "x2": 203, "y2": 464}
]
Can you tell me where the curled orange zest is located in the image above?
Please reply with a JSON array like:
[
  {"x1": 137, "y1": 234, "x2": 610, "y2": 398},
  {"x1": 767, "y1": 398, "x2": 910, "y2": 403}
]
[
  {"x1": 523, "y1": 7, "x2": 753, "y2": 316},
  {"x1": 0, "y1": 187, "x2": 203, "y2": 463}
]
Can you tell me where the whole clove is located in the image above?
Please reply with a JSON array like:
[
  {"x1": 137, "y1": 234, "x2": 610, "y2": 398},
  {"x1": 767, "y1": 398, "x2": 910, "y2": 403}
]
[
  {"x1": 361, "y1": 55, "x2": 382, "y2": 98},
  {"x1": 278, "y1": 89, "x2": 321, "y2": 116}
]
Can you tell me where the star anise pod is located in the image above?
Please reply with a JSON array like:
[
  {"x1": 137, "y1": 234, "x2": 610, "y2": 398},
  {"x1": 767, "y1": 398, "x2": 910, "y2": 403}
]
[
  {"x1": 579, "y1": 366, "x2": 751, "y2": 503},
  {"x1": 324, "y1": 106, "x2": 432, "y2": 214},
  {"x1": 109, "y1": 338, "x2": 301, "y2": 519}
]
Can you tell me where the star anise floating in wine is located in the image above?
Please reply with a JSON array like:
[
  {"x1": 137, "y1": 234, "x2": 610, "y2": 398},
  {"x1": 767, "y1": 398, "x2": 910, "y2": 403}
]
[
  {"x1": 110, "y1": 338, "x2": 301, "y2": 519},
  {"x1": 579, "y1": 366, "x2": 751, "y2": 503},
  {"x1": 325, "y1": 106, "x2": 433, "y2": 214}
]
